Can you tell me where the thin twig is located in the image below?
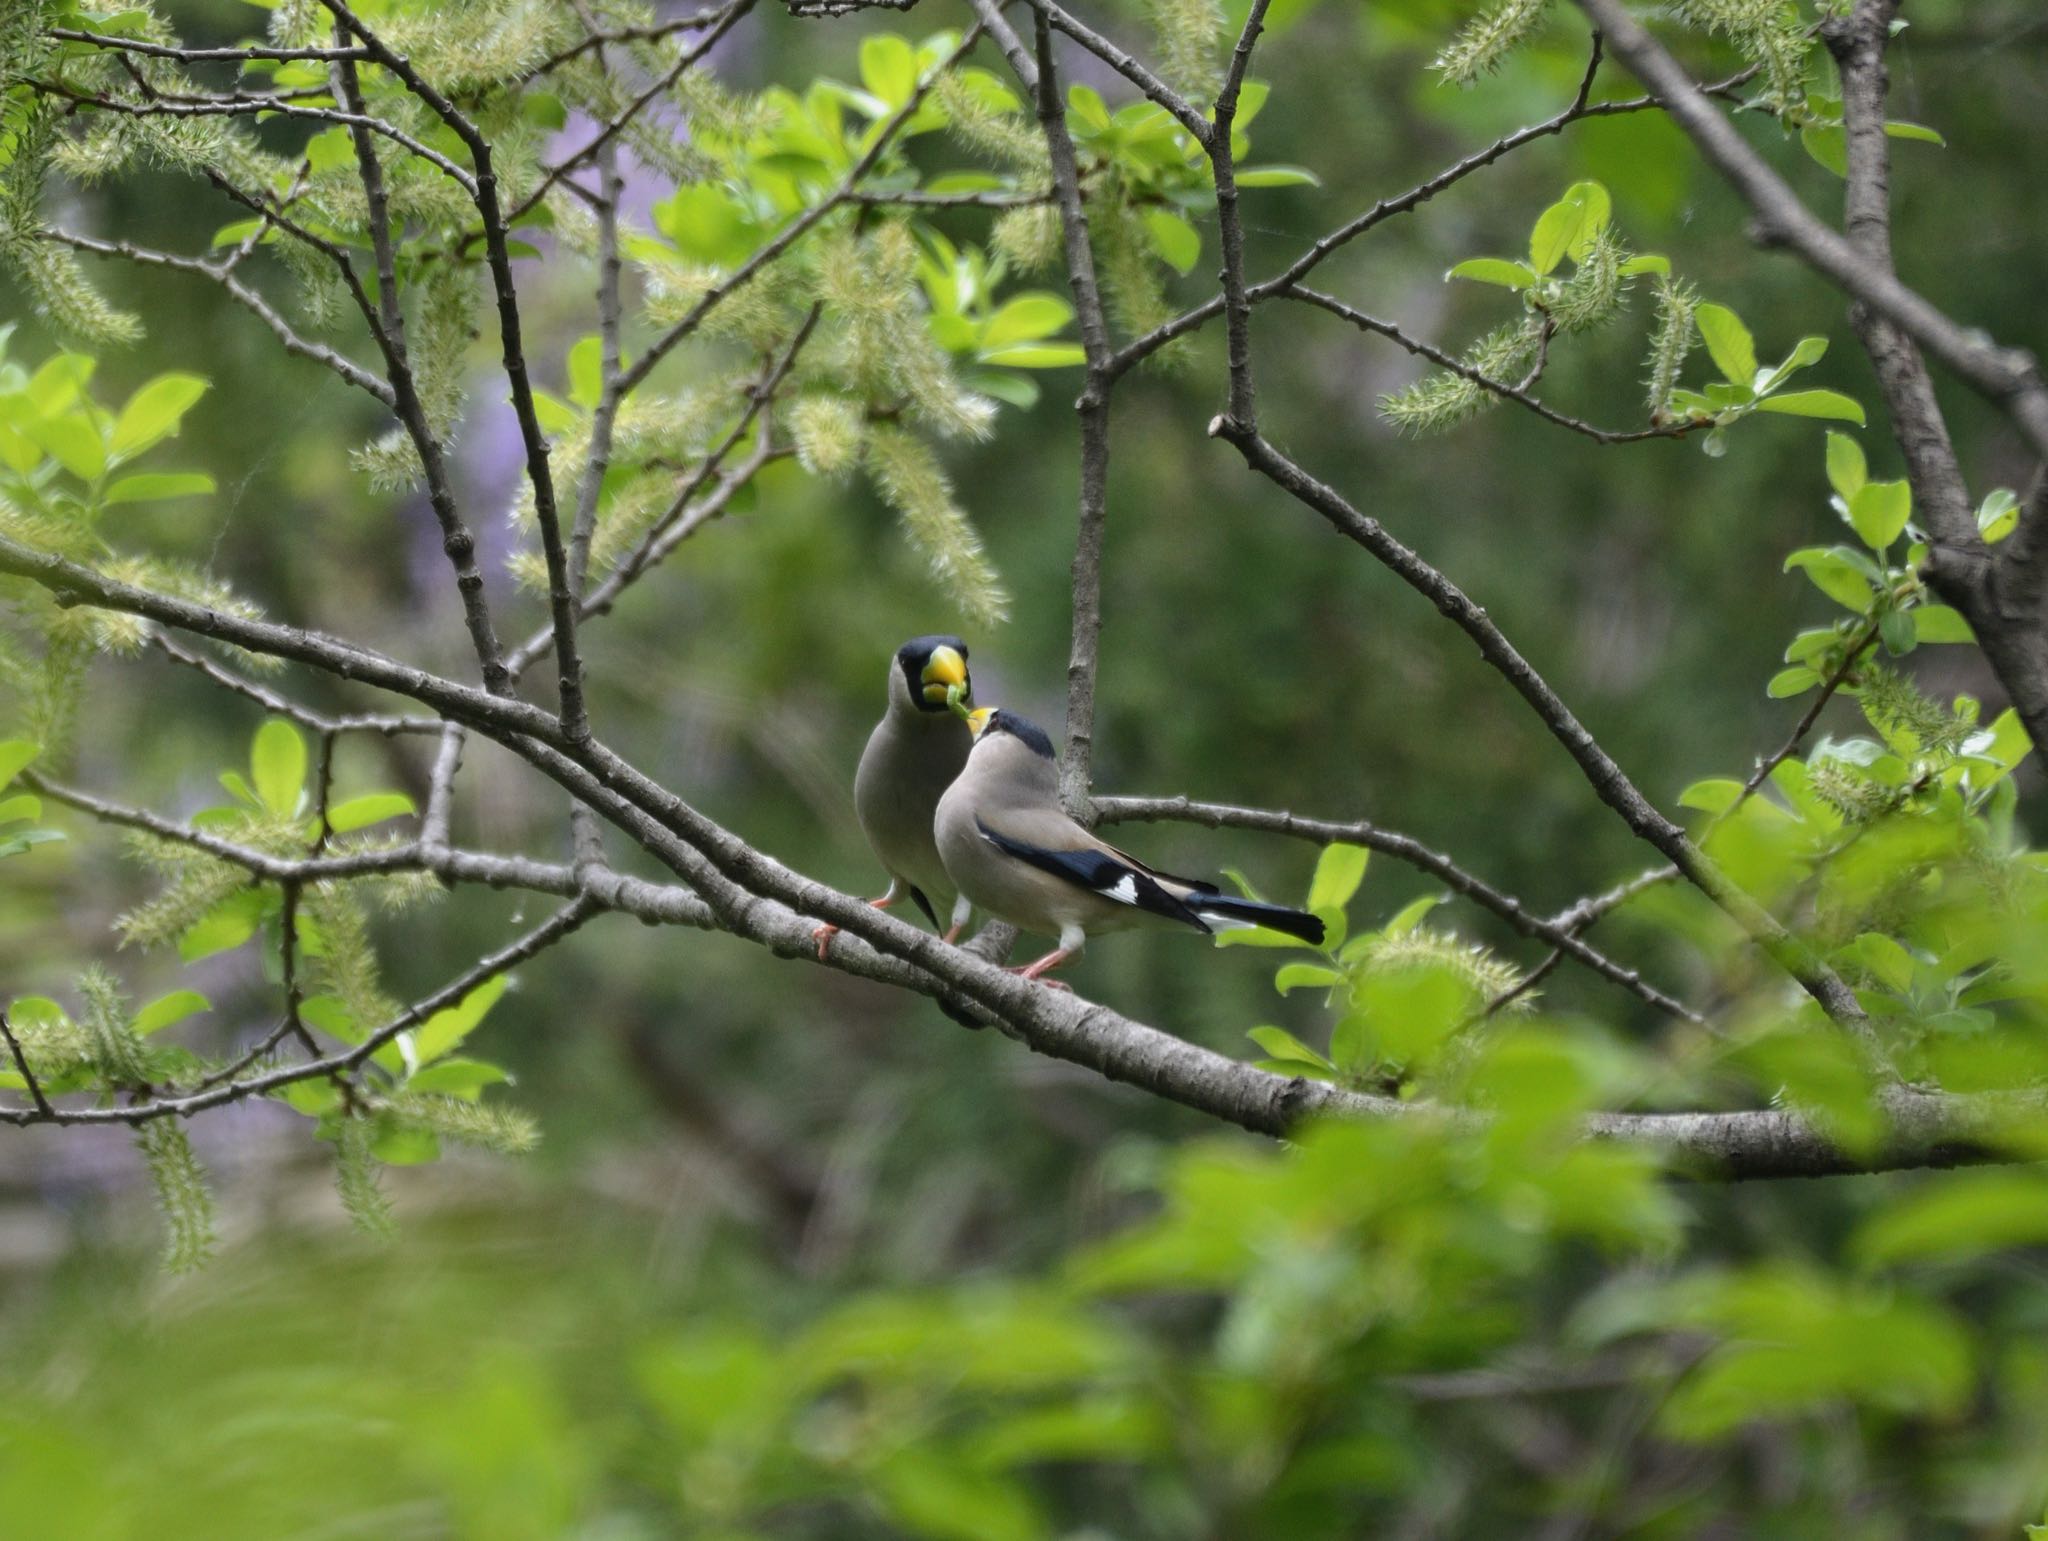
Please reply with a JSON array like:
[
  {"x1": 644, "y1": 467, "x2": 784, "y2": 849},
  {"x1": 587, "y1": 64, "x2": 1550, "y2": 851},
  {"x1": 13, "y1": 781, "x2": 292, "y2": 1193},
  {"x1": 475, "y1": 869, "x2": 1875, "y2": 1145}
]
[
  {"x1": 1025, "y1": 11, "x2": 1116, "y2": 817},
  {"x1": 0, "y1": 1013, "x2": 56, "y2": 1119},
  {"x1": 614, "y1": 24, "x2": 985, "y2": 400},
  {"x1": 1204, "y1": 422, "x2": 1885, "y2": 1059},
  {"x1": 1280, "y1": 286, "x2": 1694, "y2": 445},
  {"x1": 46, "y1": 230, "x2": 395, "y2": 405},
  {"x1": 1094, "y1": 794, "x2": 1703, "y2": 1024}
]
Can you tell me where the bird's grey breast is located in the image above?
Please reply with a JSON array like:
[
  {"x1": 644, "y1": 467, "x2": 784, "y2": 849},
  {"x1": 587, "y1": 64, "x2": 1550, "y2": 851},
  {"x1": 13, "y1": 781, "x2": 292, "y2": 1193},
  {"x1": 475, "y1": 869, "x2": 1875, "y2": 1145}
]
[{"x1": 854, "y1": 716, "x2": 969, "y2": 895}]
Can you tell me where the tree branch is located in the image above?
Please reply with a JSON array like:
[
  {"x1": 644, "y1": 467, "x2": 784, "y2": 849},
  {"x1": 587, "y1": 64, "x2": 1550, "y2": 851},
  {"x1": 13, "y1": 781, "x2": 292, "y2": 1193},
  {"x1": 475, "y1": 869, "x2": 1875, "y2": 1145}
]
[
  {"x1": 1019, "y1": 11, "x2": 1116, "y2": 817},
  {"x1": 1108, "y1": 60, "x2": 1759, "y2": 379},
  {"x1": 1202, "y1": 422, "x2": 1884, "y2": 1059},
  {"x1": 1281, "y1": 286, "x2": 1693, "y2": 445},
  {"x1": 1208, "y1": 0, "x2": 1272, "y2": 433},
  {"x1": 1570, "y1": 0, "x2": 2048, "y2": 464},
  {"x1": 1017, "y1": 0, "x2": 1210, "y2": 142},
  {"x1": 1093, "y1": 794, "x2": 1702, "y2": 1024},
  {"x1": 614, "y1": 23, "x2": 981, "y2": 401},
  {"x1": 44, "y1": 230, "x2": 395, "y2": 406}
]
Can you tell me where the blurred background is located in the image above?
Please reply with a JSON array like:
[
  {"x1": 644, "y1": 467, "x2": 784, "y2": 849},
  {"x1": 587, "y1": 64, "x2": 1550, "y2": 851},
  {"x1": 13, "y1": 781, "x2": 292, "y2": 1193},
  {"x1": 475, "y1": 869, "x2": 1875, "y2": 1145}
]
[{"x1": 3, "y1": 0, "x2": 2046, "y2": 1534}]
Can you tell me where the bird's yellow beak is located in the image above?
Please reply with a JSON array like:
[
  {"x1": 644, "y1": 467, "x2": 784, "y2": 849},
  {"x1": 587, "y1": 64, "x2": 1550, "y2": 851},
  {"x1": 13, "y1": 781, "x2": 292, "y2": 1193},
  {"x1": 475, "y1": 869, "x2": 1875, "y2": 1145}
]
[
  {"x1": 920, "y1": 645, "x2": 968, "y2": 705},
  {"x1": 964, "y1": 706, "x2": 994, "y2": 737}
]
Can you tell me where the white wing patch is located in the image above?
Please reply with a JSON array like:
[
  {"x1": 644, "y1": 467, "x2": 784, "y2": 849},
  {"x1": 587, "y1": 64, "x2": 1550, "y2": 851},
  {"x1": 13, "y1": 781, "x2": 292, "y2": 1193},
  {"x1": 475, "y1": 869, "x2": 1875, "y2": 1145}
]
[{"x1": 1103, "y1": 873, "x2": 1141, "y2": 905}]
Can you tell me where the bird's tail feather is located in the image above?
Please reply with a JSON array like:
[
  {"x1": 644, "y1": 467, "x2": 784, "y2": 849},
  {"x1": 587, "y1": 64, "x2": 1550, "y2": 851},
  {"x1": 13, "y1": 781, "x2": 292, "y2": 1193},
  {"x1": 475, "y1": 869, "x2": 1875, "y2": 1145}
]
[{"x1": 1185, "y1": 894, "x2": 1326, "y2": 945}]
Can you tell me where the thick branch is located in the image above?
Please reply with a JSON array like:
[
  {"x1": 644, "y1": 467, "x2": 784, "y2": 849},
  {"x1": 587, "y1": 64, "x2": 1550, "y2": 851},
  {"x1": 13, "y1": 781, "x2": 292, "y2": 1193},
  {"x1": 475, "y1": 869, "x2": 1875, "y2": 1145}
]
[
  {"x1": 1826, "y1": 0, "x2": 2048, "y2": 758},
  {"x1": 1570, "y1": 0, "x2": 2048, "y2": 463}
]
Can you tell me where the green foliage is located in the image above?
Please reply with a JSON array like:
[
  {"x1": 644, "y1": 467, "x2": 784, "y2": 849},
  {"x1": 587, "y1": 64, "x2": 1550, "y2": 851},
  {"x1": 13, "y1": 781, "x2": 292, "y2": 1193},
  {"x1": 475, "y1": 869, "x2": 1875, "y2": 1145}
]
[
  {"x1": 1432, "y1": 0, "x2": 1554, "y2": 87},
  {"x1": 1671, "y1": 0, "x2": 1813, "y2": 116},
  {"x1": 0, "y1": 737, "x2": 59, "y2": 859},
  {"x1": 1233, "y1": 845, "x2": 1533, "y2": 1090}
]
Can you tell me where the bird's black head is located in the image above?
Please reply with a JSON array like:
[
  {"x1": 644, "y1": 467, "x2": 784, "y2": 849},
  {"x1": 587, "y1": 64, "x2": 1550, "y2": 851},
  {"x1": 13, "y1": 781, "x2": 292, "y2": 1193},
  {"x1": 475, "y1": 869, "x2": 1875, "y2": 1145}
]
[
  {"x1": 973, "y1": 707, "x2": 1056, "y2": 761},
  {"x1": 895, "y1": 635, "x2": 972, "y2": 714}
]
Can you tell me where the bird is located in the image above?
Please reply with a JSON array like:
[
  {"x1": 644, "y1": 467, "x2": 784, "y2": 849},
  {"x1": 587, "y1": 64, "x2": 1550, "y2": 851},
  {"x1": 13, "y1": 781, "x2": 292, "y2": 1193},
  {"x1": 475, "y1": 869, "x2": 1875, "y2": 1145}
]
[
  {"x1": 934, "y1": 706, "x2": 1325, "y2": 986},
  {"x1": 813, "y1": 635, "x2": 978, "y2": 960}
]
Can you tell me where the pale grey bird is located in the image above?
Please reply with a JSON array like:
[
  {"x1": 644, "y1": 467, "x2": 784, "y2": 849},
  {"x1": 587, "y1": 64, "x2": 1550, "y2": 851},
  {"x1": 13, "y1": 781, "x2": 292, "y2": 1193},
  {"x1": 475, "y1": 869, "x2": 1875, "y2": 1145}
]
[
  {"x1": 813, "y1": 635, "x2": 976, "y2": 959},
  {"x1": 934, "y1": 707, "x2": 1325, "y2": 985}
]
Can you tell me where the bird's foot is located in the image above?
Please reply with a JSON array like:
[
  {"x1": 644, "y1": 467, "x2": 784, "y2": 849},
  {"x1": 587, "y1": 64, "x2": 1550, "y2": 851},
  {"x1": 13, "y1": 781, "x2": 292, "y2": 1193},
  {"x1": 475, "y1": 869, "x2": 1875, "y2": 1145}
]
[
  {"x1": 941, "y1": 922, "x2": 966, "y2": 945},
  {"x1": 1009, "y1": 948, "x2": 1075, "y2": 988},
  {"x1": 810, "y1": 922, "x2": 839, "y2": 962}
]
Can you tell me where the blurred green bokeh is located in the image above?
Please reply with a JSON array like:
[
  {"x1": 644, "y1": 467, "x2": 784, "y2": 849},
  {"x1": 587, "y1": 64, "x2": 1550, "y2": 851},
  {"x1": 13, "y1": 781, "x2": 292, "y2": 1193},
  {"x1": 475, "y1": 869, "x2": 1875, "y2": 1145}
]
[{"x1": 4, "y1": 0, "x2": 2048, "y2": 1534}]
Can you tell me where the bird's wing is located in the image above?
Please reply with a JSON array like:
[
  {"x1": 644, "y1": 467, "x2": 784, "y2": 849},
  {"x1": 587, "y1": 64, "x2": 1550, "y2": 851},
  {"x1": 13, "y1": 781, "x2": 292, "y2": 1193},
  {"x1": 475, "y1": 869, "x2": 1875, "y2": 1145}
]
[{"x1": 974, "y1": 813, "x2": 1213, "y2": 932}]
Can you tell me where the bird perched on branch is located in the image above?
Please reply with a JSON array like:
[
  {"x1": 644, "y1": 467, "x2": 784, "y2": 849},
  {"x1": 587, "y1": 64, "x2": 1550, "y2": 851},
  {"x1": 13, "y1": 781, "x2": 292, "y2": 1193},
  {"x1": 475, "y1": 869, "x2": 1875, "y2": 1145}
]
[
  {"x1": 934, "y1": 707, "x2": 1325, "y2": 985},
  {"x1": 813, "y1": 635, "x2": 977, "y2": 959}
]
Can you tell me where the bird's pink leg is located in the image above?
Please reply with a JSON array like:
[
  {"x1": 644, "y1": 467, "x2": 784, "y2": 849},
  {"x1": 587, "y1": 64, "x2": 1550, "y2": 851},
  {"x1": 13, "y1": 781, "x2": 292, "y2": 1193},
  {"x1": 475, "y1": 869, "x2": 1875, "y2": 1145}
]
[
  {"x1": 1008, "y1": 947, "x2": 1074, "y2": 991},
  {"x1": 812, "y1": 894, "x2": 897, "y2": 961}
]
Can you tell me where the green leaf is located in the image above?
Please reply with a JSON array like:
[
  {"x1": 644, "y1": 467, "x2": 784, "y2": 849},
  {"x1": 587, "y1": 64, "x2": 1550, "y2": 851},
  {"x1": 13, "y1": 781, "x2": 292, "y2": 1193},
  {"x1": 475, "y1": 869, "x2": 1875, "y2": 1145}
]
[
  {"x1": 105, "y1": 471, "x2": 216, "y2": 504},
  {"x1": 1825, "y1": 430, "x2": 1867, "y2": 501},
  {"x1": 1694, "y1": 303, "x2": 1758, "y2": 385},
  {"x1": 371, "y1": 1120, "x2": 441, "y2": 1165},
  {"x1": 411, "y1": 974, "x2": 510, "y2": 1066},
  {"x1": 977, "y1": 343, "x2": 1086, "y2": 369},
  {"x1": 305, "y1": 124, "x2": 354, "y2": 174},
  {"x1": 1848, "y1": 932, "x2": 1914, "y2": 993},
  {"x1": 1976, "y1": 487, "x2": 2020, "y2": 543},
  {"x1": 1678, "y1": 778, "x2": 1746, "y2": 813},
  {"x1": 1784, "y1": 547, "x2": 1875, "y2": 613},
  {"x1": 1234, "y1": 164, "x2": 1320, "y2": 188},
  {"x1": 179, "y1": 890, "x2": 264, "y2": 962},
  {"x1": 1307, "y1": 842, "x2": 1369, "y2": 913},
  {"x1": 0, "y1": 740, "x2": 38, "y2": 789},
  {"x1": 1142, "y1": 210, "x2": 1201, "y2": 275},
  {"x1": 250, "y1": 718, "x2": 306, "y2": 817},
  {"x1": 0, "y1": 792, "x2": 39, "y2": 826},
  {"x1": 1755, "y1": 335, "x2": 1829, "y2": 395},
  {"x1": 1274, "y1": 963, "x2": 1341, "y2": 997},
  {"x1": 1527, "y1": 180, "x2": 1610, "y2": 276},
  {"x1": 1848, "y1": 479, "x2": 1911, "y2": 550},
  {"x1": 980, "y1": 294, "x2": 1073, "y2": 349},
  {"x1": 326, "y1": 792, "x2": 417, "y2": 834},
  {"x1": 532, "y1": 388, "x2": 579, "y2": 436},
  {"x1": 1855, "y1": 1172, "x2": 2048, "y2": 1267},
  {"x1": 964, "y1": 370, "x2": 1040, "y2": 409},
  {"x1": 1911, "y1": 605, "x2": 1974, "y2": 644},
  {"x1": 1879, "y1": 607, "x2": 1916, "y2": 656},
  {"x1": 1246, "y1": 1025, "x2": 1333, "y2": 1069},
  {"x1": 134, "y1": 989, "x2": 210, "y2": 1037},
  {"x1": 859, "y1": 33, "x2": 919, "y2": 107},
  {"x1": 27, "y1": 414, "x2": 106, "y2": 482},
  {"x1": 1066, "y1": 84, "x2": 1111, "y2": 133},
  {"x1": 1755, "y1": 390, "x2": 1867, "y2": 425},
  {"x1": 1883, "y1": 120, "x2": 1945, "y2": 147},
  {"x1": 110, "y1": 372, "x2": 207, "y2": 459},
  {"x1": 404, "y1": 1056, "x2": 510, "y2": 1099},
  {"x1": 1767, "y1": 666, "x2": 1820, "y2": 697},
  {"x1": 1801, "y1": 122, "x2": 1848, "y2": 176},
  {"x1": 1445, "y1": 258, "x2": 1536, "y2": 289},
  {"x1": 1617, "y1": 254, "x2": 1671, "y2": 277},
  {"x1": 566, "y1": 334, "x2": 604, "y2": 410},
  {"x1": 1381, "y1": 894, "x2": 1443, "y2": 938}
]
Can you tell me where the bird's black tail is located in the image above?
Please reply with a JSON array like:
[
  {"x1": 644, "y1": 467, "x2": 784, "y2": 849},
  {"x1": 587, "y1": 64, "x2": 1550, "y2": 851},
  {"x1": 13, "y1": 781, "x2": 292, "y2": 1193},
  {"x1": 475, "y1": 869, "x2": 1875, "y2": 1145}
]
[{"x1": 1185, "y1": 893, "x2": 1326, "y2": 946}]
